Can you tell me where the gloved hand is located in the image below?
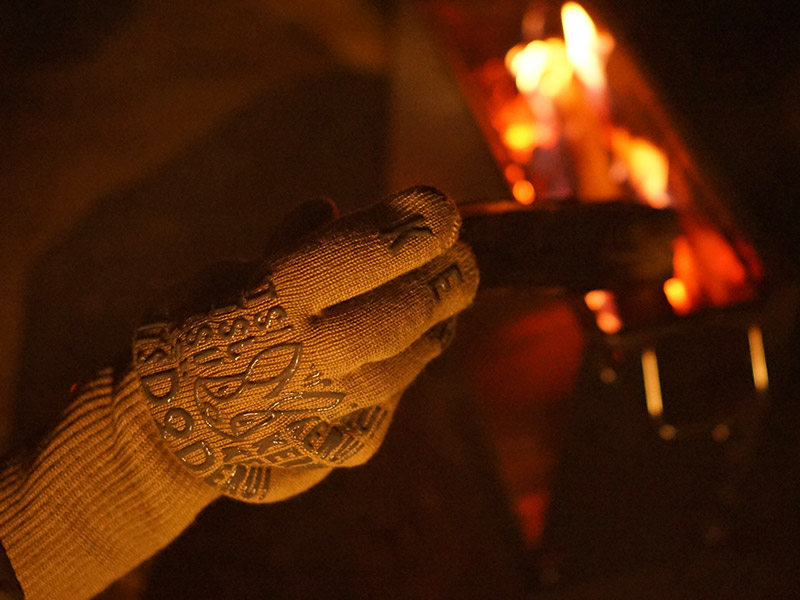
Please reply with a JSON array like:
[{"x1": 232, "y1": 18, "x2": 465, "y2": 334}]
[
  {"x1": 133, "y1": 185, "x2": 478, "y2": 501},
  {"x1": 134, "y1": 185, "x2": 477, "y2": 502},
  {"x1": 0, "y1": 186, "x2": 478, "y2": 599}
]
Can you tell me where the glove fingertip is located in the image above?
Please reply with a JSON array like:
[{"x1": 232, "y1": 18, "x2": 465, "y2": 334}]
[{"x1": 379, "y1": 185, "x2": 462, "y2": 254}]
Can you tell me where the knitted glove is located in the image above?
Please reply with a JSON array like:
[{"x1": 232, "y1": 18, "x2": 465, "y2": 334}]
[
  {"x1": 133, "y1": 185, "x2": 477, "y2": 499},
  {"x1": 0, "y1": 186, "x2": 478, "y2": 599}
]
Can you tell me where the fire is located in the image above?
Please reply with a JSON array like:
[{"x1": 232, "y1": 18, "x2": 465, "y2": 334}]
[
  {"x1": 663, "y1": 277, "x2": 691, "y2": 315},
  {"x1": 506, "y1": 39, "x2": 574, "y2": 99},
  {"x1": 611, "y1": 128, "x2": 670, "y2": 208},
  {"x1": 673, "y1": 224, "x2": 752, "y2": 307},
  {"x1": 561, "y1": 2, "x2": 612, "y2": 94},
  {"x1": 491, "y1": 95, "x2": 557, "y2": 163},
  {"x1": 667, "y1": 226, "x2": 756, "y2": 314},
  {"x1": 671, "y1": 236, "x2": 701, "y2": 308},
  {"x1": 500, "y1": 1, "x2": 673, "y2": 207},
  {"x1": 429, "y1": 0, "x2": 769, "y2": 563},
  {"x1": 503, "y1": 122, "x2": 539, "y2": 153},
  {"x1": 480, "y1": 1, "x2": 760, "y2": 315}
]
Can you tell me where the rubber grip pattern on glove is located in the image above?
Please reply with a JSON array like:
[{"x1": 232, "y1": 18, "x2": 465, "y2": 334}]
[{"x1": 132, "y1": 187, "x2": 478, "y2": 502}]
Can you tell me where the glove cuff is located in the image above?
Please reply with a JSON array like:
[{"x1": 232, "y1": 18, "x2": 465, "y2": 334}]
[{"x1": 0, "y1": 368, "x2": 218, "y2": 600}]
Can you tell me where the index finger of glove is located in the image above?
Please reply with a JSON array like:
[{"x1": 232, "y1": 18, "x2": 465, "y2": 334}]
[
  {"x1": 269, "y1": 186, "x2": 461, "y2": 313},
  {"x1": 308, "y1": 242, "x2": 478, "y2": 376}
]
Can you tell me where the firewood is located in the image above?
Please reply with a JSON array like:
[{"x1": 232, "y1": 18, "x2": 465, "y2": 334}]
[{"x1": 461, "y1": 200, "x2": 678, "y2": 291}]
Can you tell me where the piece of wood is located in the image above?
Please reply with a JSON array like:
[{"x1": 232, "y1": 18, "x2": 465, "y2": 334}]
[{"x1": 461, "y1": 200, "x2": 679, "y2": 291}]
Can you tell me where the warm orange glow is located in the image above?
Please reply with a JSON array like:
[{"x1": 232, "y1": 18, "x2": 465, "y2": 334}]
[
  {"x1": 671, "y1": 236, "x2": 702, "y2": 309},
  {"x1": 671, "y1": 223, "x2": 758, "y2": 314},
  {"x1": 663, "y1": 277, "x2": 691, "y2": 315},
  {"x1": 490, "y1": 95, "x2": 558, "y2": 160},
  {"x1": 512, "y1": 180, "x2": 536, "y2": 204},
  {"x1": 689, "y1": 224, "x2": 748, "y2": 304},
  {"x1": 611, "y1": 128, "x2": 670, "y2": 208},
  {"x1": 595, "y1": 310, "x2": 622, "y2": 334},
  {"x1": 499, "y1": 2, "x2": 621, "y2": 201},
  {"x1": 495, "y1": 4, "x2": 759, "y2": 313},
  {"x1": 561, "y1": 2, "x2": 611, "y2": 93},
  {"x1": 503, "y1": 122, "x2": 539, "y2": 152},
  {"x1": 675, "y1": 222, "x2": 754, "y2": 310},
  {"x1": 584, "y1": 289, "x2": 611, "y2": 311},
  {"x1": 468, "y1": 301, "x2": 586, "y2": 407},
  {"x1": 504, "y1": 43, "x2": 524, "y2": 72},
  {"x1": 506, "y1": 38, "x2": 573, "y2": 99},
  {"x1": 504, "y1": 163, "x2": 525, "y2": 182},
  {"x1": 585, "y1": 289, "x2": 622, "y2": 333}
]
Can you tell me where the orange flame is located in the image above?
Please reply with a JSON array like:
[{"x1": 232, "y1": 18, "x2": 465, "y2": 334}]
[
  {"x1": 611, "y1": 128, "x2": 670, "y2": 208},
  {"x1": 671, "y1": 235, "x2": 702, "y2": 309},
  {"x1": 483, "y1": 2, "x2": 760, "y2": 313},
  {"x1": 503, "y1": 122, "x2": 539, "y2": 153},
  {"x1": 500, "y1": 2, "x2": 673, "y2": 210},
  {"x1": 663, "y1": 277, "x2": 691, "y2": 315},
  {"x1": 491, "y1": 95, "x2": 557, "y2": 163},
  {"x1": 668, "y1": 226, "x2": 755, "y2": 315},
  {"x1": 561, "y1": 2, "x2": 613, "y2": 94},
  {"x1": 506, "y1": 38, "x2": 573, "y2": 99}
]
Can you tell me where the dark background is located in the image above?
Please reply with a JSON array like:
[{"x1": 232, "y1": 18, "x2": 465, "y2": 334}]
[{"x1": 608, "y1": 0, "x2": 800, "y2": 265}]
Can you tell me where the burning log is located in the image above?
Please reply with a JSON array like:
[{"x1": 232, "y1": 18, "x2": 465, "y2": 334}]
[
  {"x1": 502, "y1": 2, "x2": 621, "y2": 201},
  {"x1": 429, "y1": 0, "x2": 762, "y2": 316},
  {"x1": 461, "y1": 200, "x2": 679, "y2": 291},
  {"x1": 556, "y1": 73, "x2": 619, "y2": 200}
]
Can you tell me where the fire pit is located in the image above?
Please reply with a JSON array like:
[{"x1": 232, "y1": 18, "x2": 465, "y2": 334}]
[{"x1": 391, "y1": 0, "x2": 799, "y2": 588}]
